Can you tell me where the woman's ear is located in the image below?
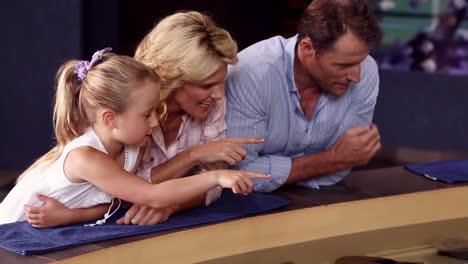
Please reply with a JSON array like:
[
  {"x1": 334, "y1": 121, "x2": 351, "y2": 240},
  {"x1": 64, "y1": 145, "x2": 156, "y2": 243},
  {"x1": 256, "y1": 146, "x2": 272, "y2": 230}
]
[{"x1": 101, "y1": 109, "x2": 117, "y2": 129}]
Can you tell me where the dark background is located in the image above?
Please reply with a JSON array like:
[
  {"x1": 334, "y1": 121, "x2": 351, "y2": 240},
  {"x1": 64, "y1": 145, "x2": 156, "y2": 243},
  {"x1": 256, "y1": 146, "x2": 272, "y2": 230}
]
[{"x1": 1, "y1": 0, "x2": 467, "y2": 171}]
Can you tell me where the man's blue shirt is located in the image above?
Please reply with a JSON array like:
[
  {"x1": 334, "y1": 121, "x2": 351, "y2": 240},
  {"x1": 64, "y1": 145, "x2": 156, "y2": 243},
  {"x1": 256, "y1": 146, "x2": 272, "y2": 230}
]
[{"x1": 226, "y1": 35, "x2": 379, "y2": 192}]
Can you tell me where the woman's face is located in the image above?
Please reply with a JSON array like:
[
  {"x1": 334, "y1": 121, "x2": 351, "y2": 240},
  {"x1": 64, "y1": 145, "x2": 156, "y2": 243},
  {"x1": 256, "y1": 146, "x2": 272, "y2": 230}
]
[{"x1": 171, "y1": 64, "x2": 227, "y2": 120}]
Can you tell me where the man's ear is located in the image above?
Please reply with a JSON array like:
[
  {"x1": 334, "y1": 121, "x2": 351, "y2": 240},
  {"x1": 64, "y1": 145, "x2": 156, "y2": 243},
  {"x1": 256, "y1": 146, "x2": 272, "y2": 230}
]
[
  {"x1": 101, "y1": 109, "x2": 117, "y2": 129},
  {"x1": 299, "y1": 37, "x2": 316, "y2": 57}
]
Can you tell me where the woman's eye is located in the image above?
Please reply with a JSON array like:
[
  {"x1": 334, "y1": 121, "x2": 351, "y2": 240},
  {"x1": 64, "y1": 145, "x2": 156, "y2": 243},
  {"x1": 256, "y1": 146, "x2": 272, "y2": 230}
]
[{"x1": 202, "y1": 83, "x2": 218, "y2": 90}]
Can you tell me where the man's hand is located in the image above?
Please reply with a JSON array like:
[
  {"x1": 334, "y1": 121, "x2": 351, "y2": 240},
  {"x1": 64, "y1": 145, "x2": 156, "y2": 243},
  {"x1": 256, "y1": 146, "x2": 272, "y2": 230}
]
[
  {"x1": 329, "y1": 124, "x2": 381, "y2": 167},
  {"x1": 116, "y1": 204, "x2": 175, "y2": 225}
]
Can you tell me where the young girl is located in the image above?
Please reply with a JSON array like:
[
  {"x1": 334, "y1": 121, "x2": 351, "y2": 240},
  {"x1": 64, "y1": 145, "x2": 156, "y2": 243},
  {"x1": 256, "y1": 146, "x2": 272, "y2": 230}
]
[{"x1": 0, "y1": 48, "x2": 269, "y2": 227}]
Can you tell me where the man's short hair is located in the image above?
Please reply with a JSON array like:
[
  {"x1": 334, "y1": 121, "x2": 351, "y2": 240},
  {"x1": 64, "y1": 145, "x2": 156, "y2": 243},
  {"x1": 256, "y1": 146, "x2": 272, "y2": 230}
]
[{"x1": 297, "y1": 0, "x2": 382, "y2": 52}]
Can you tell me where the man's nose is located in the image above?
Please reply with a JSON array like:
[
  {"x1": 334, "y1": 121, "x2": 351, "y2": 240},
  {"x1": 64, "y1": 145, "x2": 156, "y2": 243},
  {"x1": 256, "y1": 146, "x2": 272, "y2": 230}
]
[{"x1": 347, "y1": 64, "x2": 361, "y2": 83}]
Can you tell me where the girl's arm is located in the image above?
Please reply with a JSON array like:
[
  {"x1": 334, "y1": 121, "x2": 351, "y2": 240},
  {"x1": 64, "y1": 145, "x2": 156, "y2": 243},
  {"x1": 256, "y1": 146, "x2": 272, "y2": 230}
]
[
  {"x1": 67, "y1": 146, "x2": 269, "y2": 209},
  {"x1": 24, "y1": 193, "x2": 111, "y2": 228}
]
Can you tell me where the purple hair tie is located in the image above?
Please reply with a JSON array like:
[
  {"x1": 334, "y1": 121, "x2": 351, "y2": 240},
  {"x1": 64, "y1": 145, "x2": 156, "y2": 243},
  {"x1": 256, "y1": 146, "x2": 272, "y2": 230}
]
[{"x1": 74, "y1": 47, "x2": 112, "y2": 82}]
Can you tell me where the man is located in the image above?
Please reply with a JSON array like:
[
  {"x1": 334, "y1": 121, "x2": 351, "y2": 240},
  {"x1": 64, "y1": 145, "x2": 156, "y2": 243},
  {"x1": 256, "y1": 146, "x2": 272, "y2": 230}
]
[{"x1": 226, "y1": 0, "x2": 383, "y2": 192}]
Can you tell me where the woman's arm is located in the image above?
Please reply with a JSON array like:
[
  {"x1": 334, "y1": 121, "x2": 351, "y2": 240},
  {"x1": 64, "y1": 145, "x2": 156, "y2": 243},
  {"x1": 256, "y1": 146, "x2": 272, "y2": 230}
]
[
  {"x1": 149, "y1": 137, "x2": 264, "y2": 183},
  {"x1": 24, "y1": 193, "x2": 111, "y2": 228},
  {"x1": 147, "y1": 148, "x2": 199, "y2": 183},
  {"x1": 116, "y1": 193, "x2": 205, "y2": 225}
]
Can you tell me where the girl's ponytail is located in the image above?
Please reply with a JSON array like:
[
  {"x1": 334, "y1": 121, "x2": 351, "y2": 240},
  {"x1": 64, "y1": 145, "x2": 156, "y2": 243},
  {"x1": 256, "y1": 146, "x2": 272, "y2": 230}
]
[{"x1": 54, "y1": 61, "x2": 86, "y2": 147}]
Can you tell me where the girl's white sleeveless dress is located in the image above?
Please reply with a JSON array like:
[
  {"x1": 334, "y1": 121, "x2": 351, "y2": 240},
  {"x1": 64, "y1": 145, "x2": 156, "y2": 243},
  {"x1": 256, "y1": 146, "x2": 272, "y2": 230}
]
[{"x1": 0, "y1": 128, "x2": 139, "y2": 224}]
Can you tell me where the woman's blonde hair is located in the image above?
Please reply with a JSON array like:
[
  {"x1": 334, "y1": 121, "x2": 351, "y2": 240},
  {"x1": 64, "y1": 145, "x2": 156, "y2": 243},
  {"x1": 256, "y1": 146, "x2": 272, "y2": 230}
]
[
  {"x1": 135, "y1": 11, "x2": 238, "y2": 115},
  {"x1": 18, "y1": 53, "x2": 159, "y2": 181}
]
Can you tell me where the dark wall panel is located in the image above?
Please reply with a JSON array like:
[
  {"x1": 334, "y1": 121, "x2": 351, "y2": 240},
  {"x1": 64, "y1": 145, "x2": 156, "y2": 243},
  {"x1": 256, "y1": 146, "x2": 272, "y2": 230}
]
[
  {"x1": 0, "y1": 1, "x2": 82, "y2": 170},
  {"x1": 1, "y1": 1, "x2": 467, "y2": 172},
  {"x1": 374, "y1": 70, "x2": 468, "y2": 152}
]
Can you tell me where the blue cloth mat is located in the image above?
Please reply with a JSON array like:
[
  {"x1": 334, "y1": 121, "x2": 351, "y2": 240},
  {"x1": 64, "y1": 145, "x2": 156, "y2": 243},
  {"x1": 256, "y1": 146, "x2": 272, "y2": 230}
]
[
  {"x1": 405, "y1": 158, "x2": 468, "y2": 184},
  {"x1": 0, "y1": 190, "x2": 289, "y2": 255}
]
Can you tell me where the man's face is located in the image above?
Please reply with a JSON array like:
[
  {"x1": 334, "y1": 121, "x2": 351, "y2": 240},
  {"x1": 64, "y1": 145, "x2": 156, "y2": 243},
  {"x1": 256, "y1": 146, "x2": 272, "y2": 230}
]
[{"x1": 302, "y1": 31, "x2": 370, "y2": 96}]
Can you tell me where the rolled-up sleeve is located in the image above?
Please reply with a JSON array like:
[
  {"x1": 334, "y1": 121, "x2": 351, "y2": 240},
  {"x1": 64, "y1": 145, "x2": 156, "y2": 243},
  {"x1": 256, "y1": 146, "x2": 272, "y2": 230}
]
[
  {"x1": 226, "y1": 65, "x2": 292, "y2": 192},
  {"x1": 244, "y1": 155, "x2": 292, "y2": 192}
]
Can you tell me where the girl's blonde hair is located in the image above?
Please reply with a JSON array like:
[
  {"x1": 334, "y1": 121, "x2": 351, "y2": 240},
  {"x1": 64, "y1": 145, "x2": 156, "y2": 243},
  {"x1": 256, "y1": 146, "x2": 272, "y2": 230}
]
[
  {"x1": 134, "y1": 11, "x2": 238, "y2": 115},
  {"x1": 18, "y1": 53, "x2": 159, "y2": 181}
]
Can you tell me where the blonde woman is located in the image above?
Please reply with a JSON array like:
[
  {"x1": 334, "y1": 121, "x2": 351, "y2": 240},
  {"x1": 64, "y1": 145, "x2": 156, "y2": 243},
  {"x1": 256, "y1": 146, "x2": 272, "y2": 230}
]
[{"x1": 117, "y1": 11, "x2": 265, "y2": 225}]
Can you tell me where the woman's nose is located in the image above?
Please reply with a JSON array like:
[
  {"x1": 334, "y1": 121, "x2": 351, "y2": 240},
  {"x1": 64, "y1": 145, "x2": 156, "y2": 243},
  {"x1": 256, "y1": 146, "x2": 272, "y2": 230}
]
[{"x1": 210, "y1": 83, "x2": 225, "y2": 100}]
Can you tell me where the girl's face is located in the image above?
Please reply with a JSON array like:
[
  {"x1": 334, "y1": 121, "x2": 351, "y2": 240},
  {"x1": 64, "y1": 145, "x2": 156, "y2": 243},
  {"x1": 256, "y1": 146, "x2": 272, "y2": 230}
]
[
  {"x1": 114, "y1": 80, "x2": 160, "y2": 146},
  {"x1": 170, "y1": 64, "x2": 227, "y2": 120}
]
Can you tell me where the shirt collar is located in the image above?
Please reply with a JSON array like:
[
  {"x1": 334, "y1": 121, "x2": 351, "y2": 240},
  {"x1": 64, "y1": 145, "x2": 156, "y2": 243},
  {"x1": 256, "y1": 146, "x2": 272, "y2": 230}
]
[
  {"x1": 151, "y1": 113, "x2": 195, "y2": 151},
  {"x1": 285, "y1": 35, "x2": 299, "y2": 92},
  {"x1": 284, "y1": 35, "x2": 331, "y2": 113}
]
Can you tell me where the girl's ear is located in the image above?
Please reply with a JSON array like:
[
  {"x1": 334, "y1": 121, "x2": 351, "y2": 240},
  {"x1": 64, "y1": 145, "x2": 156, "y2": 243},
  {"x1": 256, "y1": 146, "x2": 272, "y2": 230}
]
[{"x1": 101, "y1": 109, "x2": 117, "y2": 128}]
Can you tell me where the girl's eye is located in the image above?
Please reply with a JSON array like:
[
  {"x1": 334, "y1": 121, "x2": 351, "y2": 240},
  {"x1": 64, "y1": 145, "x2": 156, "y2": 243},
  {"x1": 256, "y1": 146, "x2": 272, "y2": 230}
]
[{"x1": 145, "y1": 109, "x2": 156, "y2": 118}]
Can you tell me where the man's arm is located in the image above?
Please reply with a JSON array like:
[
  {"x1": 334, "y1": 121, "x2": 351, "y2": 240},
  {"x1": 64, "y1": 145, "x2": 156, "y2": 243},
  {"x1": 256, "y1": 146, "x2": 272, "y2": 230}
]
[
  {"x1": 226, "y1": 56, "x2": 380, "y2": 192},
  {"x1": 227, "y1": 65, "x2": 294, "y2": 192},
  {"x1": 288, "y1": 56, "x2": 381, "y2": 186},
  {"x1": 287, "y1": 125, "x2": 381, "y2": 185}
]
